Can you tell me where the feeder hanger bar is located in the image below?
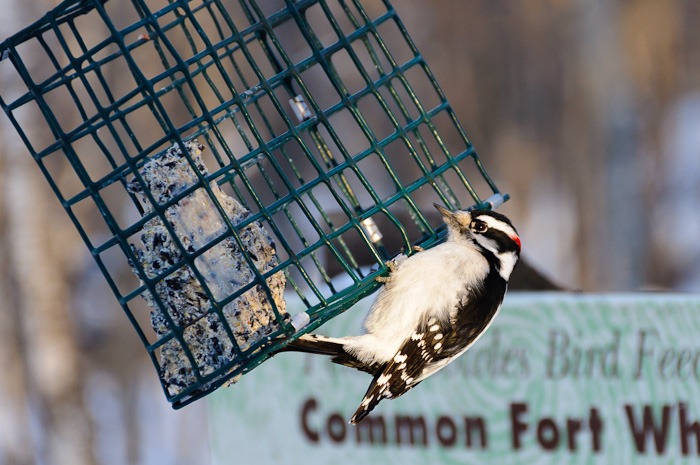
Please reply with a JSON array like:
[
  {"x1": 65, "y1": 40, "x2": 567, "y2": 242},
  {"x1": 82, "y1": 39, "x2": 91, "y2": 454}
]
[{"x1": 288, "y1": 94, "x2": 388, "y2": 254}]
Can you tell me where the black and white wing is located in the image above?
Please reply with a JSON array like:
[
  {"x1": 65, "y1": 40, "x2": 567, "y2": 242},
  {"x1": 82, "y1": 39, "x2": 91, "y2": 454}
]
[{"x1": 349, "y1": 274, "x2": 507, "y2": 424}]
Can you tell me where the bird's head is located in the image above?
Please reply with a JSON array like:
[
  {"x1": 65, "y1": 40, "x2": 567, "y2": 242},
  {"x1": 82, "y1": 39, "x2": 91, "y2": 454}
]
[{"x1": 434, "y1": 204, "x2": 521, "y2": 278}]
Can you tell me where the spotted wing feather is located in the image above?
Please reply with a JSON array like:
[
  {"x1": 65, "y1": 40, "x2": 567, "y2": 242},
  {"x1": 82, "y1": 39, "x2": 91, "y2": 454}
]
[
  {"x1": 350, "y1": 273, "x2": 507, "y2": 424},
  {"x1": 349, "y1": 316, "x2": 452, "y2": 424}
]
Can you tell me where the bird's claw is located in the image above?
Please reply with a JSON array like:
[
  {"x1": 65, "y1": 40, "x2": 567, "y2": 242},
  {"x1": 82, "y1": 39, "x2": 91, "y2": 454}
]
[
  {"x1": 386, "y1": 259, "x2": 399, "y2": 273},
  {"x1": 375, "y1": 253, "x2": 409, "y2": 283}
]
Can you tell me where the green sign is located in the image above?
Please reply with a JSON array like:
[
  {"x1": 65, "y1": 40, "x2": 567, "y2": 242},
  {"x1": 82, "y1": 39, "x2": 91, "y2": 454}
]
[{"x1": 209, "y1": 293, "x2": 700, "y2": 464}]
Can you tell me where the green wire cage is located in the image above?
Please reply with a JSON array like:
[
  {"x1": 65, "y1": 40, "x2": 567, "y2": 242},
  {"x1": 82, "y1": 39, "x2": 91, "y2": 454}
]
[{"x1": 0, "y1": 0, "x2": 508, "y2": 407}]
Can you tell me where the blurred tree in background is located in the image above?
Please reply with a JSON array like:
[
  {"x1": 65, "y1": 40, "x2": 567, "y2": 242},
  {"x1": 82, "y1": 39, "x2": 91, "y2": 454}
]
[
  {"x1": 0, "y1": 0, "x2": 699, "y2": 464},
  {"x1": 398, "y1": 0, "x2": 700, "y2": 291}
]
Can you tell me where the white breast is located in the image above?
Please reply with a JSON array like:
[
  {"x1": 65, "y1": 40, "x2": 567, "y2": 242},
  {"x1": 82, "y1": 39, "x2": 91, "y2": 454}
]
[{"x1": 343, "y1": 241, "x2": 489, "y2": 364}]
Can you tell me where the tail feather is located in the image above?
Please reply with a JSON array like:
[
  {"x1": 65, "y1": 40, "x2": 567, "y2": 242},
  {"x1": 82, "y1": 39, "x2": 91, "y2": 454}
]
[
  {"x1": 284, "y1": 334, "x2": 347, "y2": 356},
  {"x1": 350, "y1": 373, "x2": 386, "y2": 424},
  {"x1": 282, "y1": 334, "x2": 382, "y2": 375}
]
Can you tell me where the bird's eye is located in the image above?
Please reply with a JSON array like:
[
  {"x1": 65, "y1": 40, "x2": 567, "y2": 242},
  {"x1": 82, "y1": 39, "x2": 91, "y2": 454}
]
[{"x1": 471, "y1": 220, "x2": 488, "y2": 233}]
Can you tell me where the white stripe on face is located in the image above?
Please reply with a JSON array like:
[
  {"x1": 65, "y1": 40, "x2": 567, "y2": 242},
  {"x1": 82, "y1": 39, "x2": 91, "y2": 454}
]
[{"x1": 479, "y1": 214, "x2": 517, "y2": 239}]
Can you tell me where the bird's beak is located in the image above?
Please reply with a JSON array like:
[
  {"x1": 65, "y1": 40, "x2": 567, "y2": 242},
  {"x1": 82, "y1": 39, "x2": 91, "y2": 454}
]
[
  {"x1": 433, "y1": 203, "x2": 453, "y2": 218},
  {"x1": 434, "y1": 203, "x2": 461, "y2": 227}
]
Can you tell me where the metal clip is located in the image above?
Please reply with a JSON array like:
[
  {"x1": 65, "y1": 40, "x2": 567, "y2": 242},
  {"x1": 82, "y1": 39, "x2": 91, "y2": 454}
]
[
  {"x1": 291, "y1": 312, "x2": 311, "y2": 332},
  {"x1": 468, "y1": 193, "x2": 509, "y2": 211},
  {"x1": 289, "y1": 95, "x2": 312, "y2": 122},
  {"x1": 361, "y1": 217, "x2": 383, "y2": 243},
  {"x1": 482, "y1": 193, "x2": 508, "y2": 210}
]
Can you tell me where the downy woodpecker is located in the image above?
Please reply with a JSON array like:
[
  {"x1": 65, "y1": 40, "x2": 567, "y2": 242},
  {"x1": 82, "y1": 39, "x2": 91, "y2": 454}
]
[{"x1": 285, "y1": 204, "x2": 521, "y2": 423}]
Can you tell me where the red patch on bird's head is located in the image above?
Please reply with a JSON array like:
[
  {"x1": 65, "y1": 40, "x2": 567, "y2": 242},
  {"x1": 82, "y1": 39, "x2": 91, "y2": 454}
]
[{"x1": 511, "y1": 234, "x2": 522, "y2": 252}]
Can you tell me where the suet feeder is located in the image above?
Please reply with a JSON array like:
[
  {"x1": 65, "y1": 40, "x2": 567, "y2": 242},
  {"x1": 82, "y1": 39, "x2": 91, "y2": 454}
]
[{"x1": 0, "y1": 0, "x2": 508, "y2": 407}]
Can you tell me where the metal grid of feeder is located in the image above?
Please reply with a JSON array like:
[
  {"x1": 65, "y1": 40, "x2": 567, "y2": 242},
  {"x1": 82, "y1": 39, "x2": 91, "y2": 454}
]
[{"x1": 0, "y1": 0, "x2": 508, "y2": 407}]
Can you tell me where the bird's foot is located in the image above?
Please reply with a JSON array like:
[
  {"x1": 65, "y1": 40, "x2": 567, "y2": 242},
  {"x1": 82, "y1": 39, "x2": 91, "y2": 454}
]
[{"x1": 375, "y1": 253, "x2": 408, "y2": 283}]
